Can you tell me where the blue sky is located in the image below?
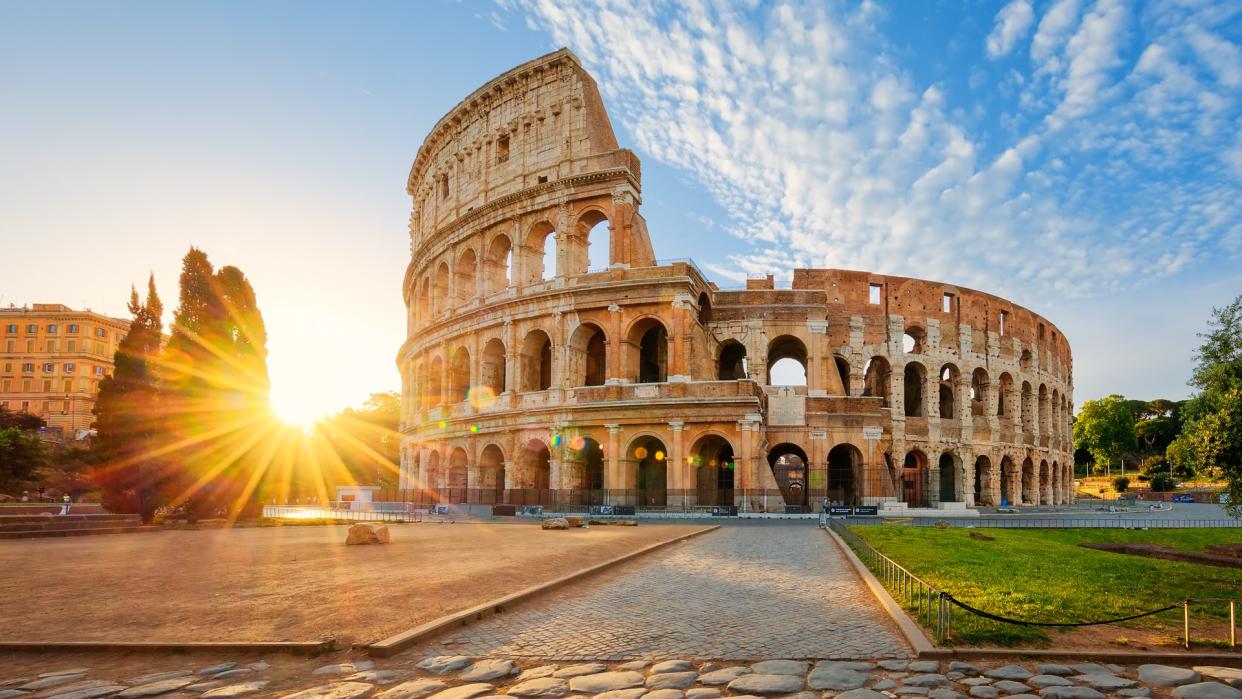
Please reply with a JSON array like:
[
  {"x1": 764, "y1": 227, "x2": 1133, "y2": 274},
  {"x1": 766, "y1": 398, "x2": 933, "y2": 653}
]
[{"x1": 1, "y1": 0, "x2": 1239, "y2": 422}]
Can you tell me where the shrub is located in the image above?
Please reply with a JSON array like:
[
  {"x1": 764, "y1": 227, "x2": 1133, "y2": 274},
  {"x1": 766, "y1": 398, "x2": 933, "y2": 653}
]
[
  {"x1": 1113, "y1": 476, "x2": 1131, "y2": 492},
  {"x1": 1150, "y1": 474, "x2": 1176, "y2": 492}
]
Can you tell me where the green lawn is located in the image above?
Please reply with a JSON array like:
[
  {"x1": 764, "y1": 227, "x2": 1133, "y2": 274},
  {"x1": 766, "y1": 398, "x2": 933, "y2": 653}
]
[{"x1": 849, "y1": 526, "x2": 1242, "y2": 647}]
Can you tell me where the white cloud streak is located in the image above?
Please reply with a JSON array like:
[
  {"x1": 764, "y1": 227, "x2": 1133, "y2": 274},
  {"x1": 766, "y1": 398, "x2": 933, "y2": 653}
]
[{"x1": 506, "y1": 0, "x2": 1242, "y2": 308}]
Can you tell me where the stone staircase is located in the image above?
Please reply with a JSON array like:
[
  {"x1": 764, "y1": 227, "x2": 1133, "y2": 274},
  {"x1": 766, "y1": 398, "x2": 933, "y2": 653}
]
[{"x1": 0, "y1": 512, "x2": 156, "y2": 539}]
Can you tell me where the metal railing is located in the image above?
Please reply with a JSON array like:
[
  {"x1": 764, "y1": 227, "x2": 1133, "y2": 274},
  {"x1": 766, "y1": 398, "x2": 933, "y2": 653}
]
[
  {"x1": 261, "y1": 505, "x2": 420, "y2": 522},
  {"x1": 830, "y1": 520, "x2": 954, "y2": 641},
  {"x1": 843, "y1": 516, "x2": 1242, "y2": 528},
  {"x1": 832, "y1": 520, "x2": 1242, "y2": 648}
]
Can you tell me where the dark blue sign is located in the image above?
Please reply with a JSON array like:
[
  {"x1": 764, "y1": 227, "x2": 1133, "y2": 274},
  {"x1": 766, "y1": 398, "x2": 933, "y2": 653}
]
[
  {"x1": 852, "y1": 505, "x2": 879, "y2": 516},
  {"x1": 829, "y1": 506, "x2": 853, "y2": 516},
  {"x1": 711, "y1": 505, "x2": 738, "y2": 517}
]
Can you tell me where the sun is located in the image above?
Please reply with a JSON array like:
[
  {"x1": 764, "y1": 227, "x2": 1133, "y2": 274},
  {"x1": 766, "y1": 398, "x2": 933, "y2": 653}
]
[{"x1": 269, "y1": 390, "x2": 327, "y2": 429}]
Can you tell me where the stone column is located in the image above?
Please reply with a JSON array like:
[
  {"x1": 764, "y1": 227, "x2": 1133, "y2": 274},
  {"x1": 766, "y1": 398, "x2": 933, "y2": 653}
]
[
  {"x1": 607, "y1": 304, "x2": 624, "y2": 382},
  {"x1": 668, "y1": 421, "x2": 686, "y2": 509},
  {"x1": 807, "y1": 320, "x2": 827, "y2": 396}
]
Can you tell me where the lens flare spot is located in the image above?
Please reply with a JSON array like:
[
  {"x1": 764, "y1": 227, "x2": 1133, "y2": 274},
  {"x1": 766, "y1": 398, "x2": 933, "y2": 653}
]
[
  {"x1": 470, "y1": 424, "x2": 480, "y2": 433},
  {"x1": 654, "y1": 450, "x2": 665, "y2": 461},
  {"x1": 437, "y1": 420, "x2": 447, "y2": 429},
  {"x1": 551, "y1": 433, "x2": 563, "y2": 447},
  {"x1": 467, "y1": 385, "x2": 496, "y2": 410},
  {"x1": 570, "y1": 436, "x2": 586, "y2": 450},
  {"x1": 634, "y1": 446, "x2": 648, "y2": 459}
]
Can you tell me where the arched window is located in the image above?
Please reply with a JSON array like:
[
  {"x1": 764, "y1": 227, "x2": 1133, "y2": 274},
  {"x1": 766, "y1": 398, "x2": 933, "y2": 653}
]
[
  {"x1": 479, "y1": 444, "x2": 506, "y2": 503},
  {"x1": 481, "y1": 339, "x2": 506, "y2": 397},
  {"x1": 485, "y1": 234, "x2": 512, "y2": 295},
  {"x1": 520, "y1": 330, "x2": 553, "y2": 391},
  {"x1": 578, "y1": 210, "x2": 610, "y2": 273},
  {"x1": 997, "y1": 373, "x2": 1014, "y2": 417},
  {"x1": 970, "y1": 368, "x2": 989, "y2": 416},
  {"x1": 939, "y1": 364, "x2": 959, "y2": 419},
  {"x1": 834, "y1": 356, "x2": 851, "y2": 396},
  {"x1": 698, "y1": 292, "x2": 712, "y2": 325},
  {"x1": 902, "y1": 450, "x2": 928, "y2": 507},
  {"x1": 448, "y1": 346, "x2": 471, "y2": 404},
  {"x1": 1021, "y1": 381, "x2": 1034, "y2": 433},
  {"x1": 903, "y1": 326, "x2": 926, "y2": 354},
  {"x1": 718, "y1": 341, "x2": 747, "y2": 380},
  {"x1": 767, "y1": 443, "x2": 809, "y2": 508},
  {"x1": 433, "y1": 261, "x2": 450, "y2": 316},
  {"x1": 690, "y1": 434, "x2": 735, "y2": 507},
  {"x1": 828, "y1": 444, "x2": 862, "y2": 506},
  {"x1": 628, "y1": 319, "x2": 668, "y2": 384},
  {"x1": 527, "y1": 222, "x2": 556, "y2": 283},
  {"x1": 455, "y1": 249, "x2": 477, "y2": 306},
  {"x1": 767, "y1": 335, "x2": 808, "y2": 386},
  {"x1": 569, "y1": 323, "x2": 607, "y2": 387},
  {"x1": 904, "y1": 362, "x2": 926, "y2": 417},
  {"x1": 974, "y1": 455, "x2": 992, "y2": 506},
  {"x1": 515, "y1": 439, "x2": 551, "y2": 491},
  {"x1": 427, "y1": 355, "x2": 444, "y2": 407},
  {"x1": 448, "y1": 448, "x2": 469, "y2": 498},
  {"x1": 863, "y1": 357, "x2": 891, "y2": 406},
  {"x1": 938, "y1": 452, "x2": 959, "y2": 502},
  {"x1": 629, "y1": 436, "x2": 668, "y2": 506}
]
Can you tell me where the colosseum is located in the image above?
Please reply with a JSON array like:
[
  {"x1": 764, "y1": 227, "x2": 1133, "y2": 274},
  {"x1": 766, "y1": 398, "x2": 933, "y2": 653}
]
[{"x1": 396, "y1": 49, "x2": 1075, "y2": 514}]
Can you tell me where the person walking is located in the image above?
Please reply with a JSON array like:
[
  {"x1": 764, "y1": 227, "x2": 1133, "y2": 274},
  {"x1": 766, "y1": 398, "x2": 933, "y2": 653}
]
[
  {"x1": 58, "y1": 494, "x2": 71, "y2": 516},
  {"x1": 819, "y1": 497, "x2": 830, "y2": 528}
]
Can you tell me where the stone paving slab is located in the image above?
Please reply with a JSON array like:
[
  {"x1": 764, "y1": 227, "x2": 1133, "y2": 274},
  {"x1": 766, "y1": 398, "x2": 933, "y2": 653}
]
[{"x1": 418, "y1": 524, "x2": 910, "y2": 660}]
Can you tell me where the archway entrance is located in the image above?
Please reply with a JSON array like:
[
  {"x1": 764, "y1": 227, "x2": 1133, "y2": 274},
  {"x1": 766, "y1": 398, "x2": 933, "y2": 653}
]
[
  {"x1": 574, "y1": 437, "x2": 605, "y2": 506},
  {"x1": 938, "y1": 452, "x2": 958, "y2": 502},
  {"x1": 999, "y1": 456, "x2": 1016, "y2": 506},
  {"x1": 902, "y1": 450, "x2": 929, "y2": 507},
  {"x1": 827, "y1": 444, "x2": 861, "y2": 506},
  {"x1": 629, "y1": 436, "x2": 667, "y2": 507},
  {"x1": 479, "y1": 444, "x2": 505, "y2": 504},
  {"x1": 974, "y1": 455, "x2": 992, "y2": 506},
  {"x1": 691, "y1": 435, "x2": 735, "y2": 507},
  {"x1": 767, "y1": 443, "x2": 809, "y2": 511}
]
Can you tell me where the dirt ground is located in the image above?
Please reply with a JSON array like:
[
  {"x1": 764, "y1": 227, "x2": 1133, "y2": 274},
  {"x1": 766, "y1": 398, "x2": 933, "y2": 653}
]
[{"x1": 0, "y1": 522, "x2": 700, "y2": 644}]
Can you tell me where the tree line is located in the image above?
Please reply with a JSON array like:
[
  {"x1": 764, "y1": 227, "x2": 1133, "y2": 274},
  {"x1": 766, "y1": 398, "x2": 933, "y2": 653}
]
[{"x1": 1074, "y1": 294, "x2": 1242, "y2": 511}]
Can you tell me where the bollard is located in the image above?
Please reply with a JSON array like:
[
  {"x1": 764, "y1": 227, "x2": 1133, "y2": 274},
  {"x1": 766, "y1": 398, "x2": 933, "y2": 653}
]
[
  {"x1": 1232, "y1": 601, "x2": 1237, "y2": 649},
  {"x1": 1184, "y1": 600, "x2": 1191, "y2": 649}
]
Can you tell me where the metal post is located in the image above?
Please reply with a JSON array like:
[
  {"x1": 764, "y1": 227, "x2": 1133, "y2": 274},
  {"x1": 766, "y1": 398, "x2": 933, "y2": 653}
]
[
  {"x1": 1231, "y1": 601, "x2": 1236, "y2": 648},
  {"x1": 1184, "y1": 600, "x2": 1191, "y2": 649}
]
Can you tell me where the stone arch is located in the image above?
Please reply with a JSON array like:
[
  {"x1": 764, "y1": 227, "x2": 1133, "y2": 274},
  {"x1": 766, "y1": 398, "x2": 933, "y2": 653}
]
[
  {"x1": 455, "y1": 248, "x2": 477, "y2": 305},
  {"x1": 1021, "y1": 381, "x2": 1035, "y2": 434},
  {"x1": 904, "y1": 362, "x2": 926, "y2": 417},
  {"x1": 484, "y1": 233, "x2": 512, "y2": 294},
  {"x1": 433, "y1": 260, "x2": 450, "y2": 316},
  {"x1": 448, "y1": 345, "x2": 471, "y2": 404},
  {"x1": 690, "y1": 433, "x2": 736, "y2": 507},
  {"x1": 971, "y1": 367, "x2": 989, "y2": 416},
  {"x1": 627, "y1": 435, "x2": 668, "y2": 507},
  {"x1": 519, "y1": 329, "x2": 553, "y2": 391},
  {"x1": 1038, "y1": 383, "x2": 1050, "y2": 435},
  {"x1": 718, "y1": 340, "x2": 747, "y2": 380},
  {"x1": 417, "y1": 276, "x2": 431, "y2": 324},
  {"x1": 938, "y1": 451, "x2": 961, "y2": 502},
  {"x1": 427, "y1": 354, "x2": 444, "y2": 407},
  {"x1": 767, "y1": 335, "x2": 808, "y2": 386},
  {"x1": 997, "y1": 372, "x2": 1014, "y2": 418},
  {"x1": 973, "y1": 454, "x2": 994, "y2": 506},
  {"x1": 425, "y1": 449, "x2": 442, "y2": 490},
  {"x1": 939, "y1": 363, "x2": 960, "y2": 419},
  {"x1": 1051, "y1": 459, "x2": 1061, "y2": 505},
  {"x1": 1039, "y1": 458, "x2": 1051, "y2": 505},
  {"x1": 567, "y1": 322, "x2": 607, "y2": 387},
  {"x1": 999, "y1": 454, "x2": 1017, "y2": 506},
  {"x1": 577, "y1": 208, "x2": 611, "y2": 273},
  {"x1": 902, "y1": 449, "x2": 929, "y2": 507},
  {"x1": 864, "y1": 356, "x2": 891, "y2": 406},
  {"x1": 626, "y1": 317, "x2": 668, "y2": 384},
  {"x1": 481, "y1": 338, "x2": 506, "y2": 396},
  {"x1": 903, "y1": 325, "x2": 927, "y2": 354},
  {"x1": 697, "y1": 292, "x2": 712, "y2": 325},
  {"x1": 827, "y1": 443, "x2": 863, "y2": 506},
  {"x1": 833, "y1": 355, "x2": 851, "y2": 396},
  {"x1": 526, "y1": 220, "x2": 557, "y2": 283},
  {"x1": 1021, "y1": 456, "x2": 1036, "y2": 505},
  {"x1": 767, "y1": 443, "x2": 809, "y2": 509},
  {"x1": 479, "y1": 443, "x2": 506, "y2": 503},
  {"x1": 514, "y1": 438, "x2": 551, "y2": 492},
  {"x1": 447, "y1": 446, "x2": 469, "y2": 500}
]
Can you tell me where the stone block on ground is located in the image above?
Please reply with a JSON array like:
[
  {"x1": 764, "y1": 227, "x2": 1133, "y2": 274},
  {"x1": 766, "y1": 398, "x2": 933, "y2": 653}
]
[
  {"x1": 1028, "y1": 677, "x2": 1072, "y2": 688},
  {"x1": 415, "y1": 658, "x2": 472, "y2": 675},
  {"x1": 37, "y1": 680, "x2": 114, "y2": 698},
  {"x1": 118, "y1": 679, "x2": 195, "y2": 698},
  {"x1": 279, "y1": 683, "x2": 374, "y2": 699},
  {"x1": 929, "y1": 689, "x2": 967, "y2": 699},
  {"x1": 425, "y1": 683, "x2": 495, "y2": 699},
  {"x1": 950, "y1": 663, "x2": 982, "y2": 677},
  {"x1": 1139, "y1": 666, "x2": 1200, "y2": 688},
  {"x1": 684, "y1": 690, "x2": 719, "y2": 699},
  {"x1": 1072, "y1": 675, "x2": 1136, "y2": 690},
  {"x1": 986, "y1": 667, "x2": 1034, "y2": 682},
  {"x1": 696, "y1": 668, "x2": 751, "y2": 686},
  {"x1": 39, "y1": 673, "x2": 89, "y2": 681},
  {"x1": 909, "y1": 662, "x2": 941, "y2": 674},
  {"x1": 200, "y1": 683, "x2": 269, "y2": 699},
  {"x1": 904, "y1": 675, "x2": 949, "y2": 688},
  {"x1": 1068, "y1": 666, "x2": 1111, "y2": 677},
  {"x1": 649, "y1": 662, "x2": 691, "y2": 675},
  {"x1": 593, "y1": 689, "x2": 645, "y2": 699},
  {"x1": 1172, "y1": 684, "x2": 1242, "y2": 699},
  {"x1": 345, "y1": 523, "x2": 390, "y2": 545},
  {"x1": 1196, "y1": 669, "x2": 1242, "y2": 687},
  {"x1": 541, "y1": 518, "x2": 570, "y2": 530},
  {"x1": 377, "y1": 680, "x2": 449, "y2": 699},
  {"x1": 126, "y1": 674, "x2": 192, "y2": 687},
  {"x1": 837, "y1": 691, "x2": 890, "y2": 699},
  {"x1": 1034, "y1": 667, "x2": 1071, "y2": 678},
  {"x1": 970, "y1": 687, "x2": 999, "y2": 699},
  {"x1": 44, "y1": 685, "x2": 126, "y2": 699},
  {"x1": 21, "y1": 676, "x2": 87, "y2": 692},
  {"x1": 564, "y1": 516, "x2": 585, "y2": 528},
  {"x1": 725, "y1": 675, "x2": 804, "y2": 695},
  {"x1": 1038, "y1": 687, "x2": 1106, "y2": 699},
  {"x1": 993, "y1": 681, "x2": 1032, "y2": 694},
  {"x1": 553, "y1": 665, "x2": 607, "y2": 680},
  {"x1": 568, "y1": 674, "x2": 645, "y2": 694},
  {"x1": 345, "y1": 672, "x2": 404, "y2": 685},
  {"x1": 641, "y1": 691, "x2": 683, "y2": 699},
  {"x1": 644, "y1": 674, "x2": 696, "y2": 690},
  {"x1": 460, "y1": 661, "x2": 516, "y2": 683},
  {"x1": 808, "y1": 666, "x2": 867, "y2": 691},
  {"x1": 506, "y1": 679, "x2": 568, "y2": 698},
  {"x1": 1118, "y1": 689, "x2": 1152, "y2": 698},
  {"x1": 750, "y1": 661, "x2": 808, "y2": 677},
  {"x1": 516, "y1": 668, "x2": 558, "y2": 682}
]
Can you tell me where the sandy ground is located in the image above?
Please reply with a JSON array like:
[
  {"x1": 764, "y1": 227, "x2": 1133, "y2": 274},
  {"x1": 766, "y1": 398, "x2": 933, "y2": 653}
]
[{"x1": 0, "y1": 522, "x2": 698, "y2": 644}]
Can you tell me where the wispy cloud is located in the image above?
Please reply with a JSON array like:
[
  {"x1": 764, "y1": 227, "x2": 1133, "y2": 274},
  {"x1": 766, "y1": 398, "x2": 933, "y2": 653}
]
[{"x1": 507, "y1": 0, "x2": 1242, "y2": 307}]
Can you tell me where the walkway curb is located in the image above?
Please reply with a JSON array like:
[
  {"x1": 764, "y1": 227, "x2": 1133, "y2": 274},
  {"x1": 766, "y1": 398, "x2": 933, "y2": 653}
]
[
  {"x1": 0, "y1": 640, "x2": 335, "y2": 655},
  {"x1": 367, "y1": 524, "x2": 720, "y2": 658},
  {"x1": 823, "y1": 526, "x2": 944, "y2": 658}
]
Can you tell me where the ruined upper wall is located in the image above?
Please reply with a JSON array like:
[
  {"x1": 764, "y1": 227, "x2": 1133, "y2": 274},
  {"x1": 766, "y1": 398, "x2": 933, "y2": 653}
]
[{"x1": 407, "y1": 49, "x2": 625, "y2": 242}]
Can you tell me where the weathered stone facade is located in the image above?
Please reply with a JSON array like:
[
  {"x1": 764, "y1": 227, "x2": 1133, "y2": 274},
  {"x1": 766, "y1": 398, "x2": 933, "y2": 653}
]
[{"x1": 396, "y1": 49, "x2": 1074, "y2": 512}]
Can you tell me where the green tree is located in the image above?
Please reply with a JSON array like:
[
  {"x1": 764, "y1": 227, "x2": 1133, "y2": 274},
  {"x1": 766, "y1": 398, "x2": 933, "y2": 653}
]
[
  {"x1": 0, "y1": 406, "x2": 46, "y2": 431},
  {"x1": 91, "y1": 276, "x2": 168, "y2": 522},
  {"x1": 0, "y1": 427, "x2": 47, "y2": 493},
  {"x1": 1073, "y1": 395, "x2": 1138, "y2": 475},
  {"x1": 1182, "y1": 387, "x2": 1242, "y2": 514},
  {"x1": 316, "y1": 392, "x2": 401, "y2": 488}
]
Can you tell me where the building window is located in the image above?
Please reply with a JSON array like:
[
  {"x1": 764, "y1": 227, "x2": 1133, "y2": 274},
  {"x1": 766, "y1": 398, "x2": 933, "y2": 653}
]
[
  {"x1": 943, "y1": 293, "x2": 954, "y2": 313},
  {"x1": 95, "y1": 328, "x2": 106, "y2": 338},
  {"x1": 67, "y1": 339, "x2": 76, "y2": 352},
  {"x1": 497, "y1": 135, "x2": 510, "y2": 163},
  {"x1": 868, "y1": 284, "x2": 882, "y2": 304},
  {"x1": 4, "y1": 324, "x2": 15, "y2": 333},
  {"x1": 42, "y1": 363, "x2": 53, "y2": 373},
  {"x1": 26, "y1": 324, "x2": 37, "y2": 333},
  {"x1": 1000, "y1": 310, "x2": 1009, "y2": 336},
  {"x1": 65, "y1": 363, "x2": 75, "y2": 373},
  {"x1": 94, "y1": 366, "x2": 105, "y2": 377},
  {"x1": 48, "y1": 324, "x2": 57, "y2": 333},
  {"x1": 68, "y1": 323, "x2": 78, "y2": 333},
  {"x1": 20, "y1": 400, "x2": 29, "y2": 412},
  {"x1": 439, "y1": 178, "x2": 449, "y2": 200},
  {"x1": 21, "y1": 363, "x2": 33, "y2": 373}
]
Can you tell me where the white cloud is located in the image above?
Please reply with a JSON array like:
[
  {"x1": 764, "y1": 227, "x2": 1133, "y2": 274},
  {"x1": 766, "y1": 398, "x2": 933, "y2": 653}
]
[
  {"x1": 506, "y1": 0, "x2": 1242, "y2": 311},
  {"x1": 986, "y1": 0, "x2": 1035, "y2": 59}
]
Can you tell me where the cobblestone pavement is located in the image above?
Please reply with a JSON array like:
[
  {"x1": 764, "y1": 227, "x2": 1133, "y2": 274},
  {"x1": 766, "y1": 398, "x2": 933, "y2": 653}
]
[{"x1": 419, "y1": 523, "x2": 911, "y2": 660}]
